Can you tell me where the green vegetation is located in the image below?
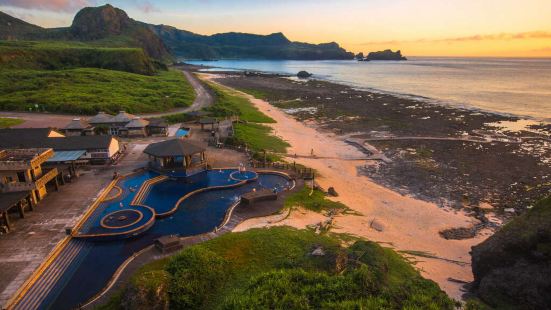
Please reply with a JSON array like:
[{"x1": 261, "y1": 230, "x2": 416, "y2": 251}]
[
  {"x1": 108, "y1": 227, "x2": 454, "y2": 309},
  {"x1": 0, "y1": 117, "x2": 24, "y2": 128},
  {"x1": 0, "y1": 40, "x2": 159, "y2": 75},
  {"x1": 285, "y1": 187, "x2": 349, "y2": 213},
  {"x1": 471, "y1": 195, "x2": 551, "y2": 309},
  {"x1": 205, "y1": 82, "x2": 275, "y2": 123},
  {"x1": 233, "y1": 123, "x2": 288, "y2": 153},
  {"x1": 0, "y1": 68, "x2": 195, "y2": 114},
  {"x1": 205, "y1": 81, "x2": 289, "y2": 161},
  {"x1": 163, "y1": 113, "x2": 196, "y2": 124}
]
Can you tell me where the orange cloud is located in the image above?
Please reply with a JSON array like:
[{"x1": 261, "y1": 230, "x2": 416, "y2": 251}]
[
  {"x1": 0, "y1": 0, "x2": 94, "y2": 12},
  {"x1": 361, "y1": 31, "x2": 551, "y2": 45}
]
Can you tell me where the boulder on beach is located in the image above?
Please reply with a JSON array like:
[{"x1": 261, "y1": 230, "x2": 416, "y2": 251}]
[{"x1": 297, "y1": 70, "x2": 312, "y2": 78}]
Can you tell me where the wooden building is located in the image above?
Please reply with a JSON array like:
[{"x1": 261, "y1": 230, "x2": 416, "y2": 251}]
[{"x1": 144, "y1": 139, "x2": 207, "y2": 177}]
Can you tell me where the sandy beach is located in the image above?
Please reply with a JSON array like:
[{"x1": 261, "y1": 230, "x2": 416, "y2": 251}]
[{"x1": 200, "y1": 74, "x2": 490, "y2": 299}]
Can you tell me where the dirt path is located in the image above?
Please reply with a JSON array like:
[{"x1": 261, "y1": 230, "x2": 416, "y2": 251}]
[
  {"x1": 139, "y1": 70, "x2": 213, "y2": 118},
  {"x1": 203, "y1": 75, "x2": 488, "y2": 300}
]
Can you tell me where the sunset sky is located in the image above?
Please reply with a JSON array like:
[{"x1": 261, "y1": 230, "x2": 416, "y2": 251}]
[{"x1": 1, "y1": 0, "x2": 550, "y2": 57}]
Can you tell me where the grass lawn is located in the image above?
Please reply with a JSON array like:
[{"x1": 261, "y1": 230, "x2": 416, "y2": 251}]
[
  {"x1": 233, "y1": 122, "x2": 289, "y2": 153},
  {"x1": 0, "y1": 68, "x2": 195, "y2": 115},
  {"x1": 0, "y1": 117, "x2": 24, "y2": 128},
  {"x1": 204, "y1": 81, "x2": 275, "y2": 123},
  {"x1": 284, "y1": 187, "x2": 350, "y2": 213},
  {"x1": 105, "y1": 227, "x2": 455, "y2": 309}
]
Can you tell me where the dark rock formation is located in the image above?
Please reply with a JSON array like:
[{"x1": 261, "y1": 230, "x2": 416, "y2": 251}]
[
  {"x1": 355, "y1": 52, "x2": 364, "y2": 60},
  {"x1": 366, "y1": 49, "x2": 407, "y2": 61},
  {"x1": 471, "y1": 196, "x2": 551, "y2": 309},
  {"x1": 70, "y1": 5, "x2": 171, "y2": 61},
  {"x1": 297, "y1": 71, "x2": 312, "y2": 78},
  {"x1": 327, "y1": 187, "x2": 339, "y2": 197}
]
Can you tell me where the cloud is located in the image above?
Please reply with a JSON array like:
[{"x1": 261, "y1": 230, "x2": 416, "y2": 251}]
[
  {"x1": 361, "y1": 31, "x2": 551, "y2": 45},
  {"x1": 0, "y1": 0, "x2": 95, "y2": 12},
  {"x1": 135, "y1": 1, "x2": 159, "y2": 13}
]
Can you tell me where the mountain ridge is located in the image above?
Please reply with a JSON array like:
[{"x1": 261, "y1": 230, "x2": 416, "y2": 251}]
[{"x1": 1, "y1": 5, "x2": 354, "y2": 61}]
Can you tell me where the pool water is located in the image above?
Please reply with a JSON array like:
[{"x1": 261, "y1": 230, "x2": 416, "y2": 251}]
[
  {"x1": 25, "y1": 169, "x2": 291, "y2": 310},
  {"x1": 175, "y1": 128, "x2": 189, "y2": 137}
]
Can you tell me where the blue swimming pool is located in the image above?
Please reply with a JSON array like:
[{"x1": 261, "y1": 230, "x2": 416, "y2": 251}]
[
  {"x1": 15, "y1": 169, "x2": 291, "y2": 310},
  {"x1": 175, "y1": 128, "x2": 190, "y2": 137}
]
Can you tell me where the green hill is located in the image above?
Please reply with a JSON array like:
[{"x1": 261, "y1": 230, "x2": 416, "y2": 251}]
[
  {"x1": 0, "y1": 5, "x2": 171, "y2": 62},
  {"x1": 0, "y1": 41, "x2": 158, "y2": 75},
  {"x1": 148, "y1": 24, "x2": 354, "y2": 60},
  {"x1": 0, "y1": 68, "x2": 195, "y2": 114},
  {"x1": 102, "y1": 227, "x2": 454, "y2": 309}
]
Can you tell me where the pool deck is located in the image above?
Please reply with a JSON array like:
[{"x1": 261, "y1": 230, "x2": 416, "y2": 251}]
[{"x1": 84, "y1": 175, "x2": 304, "y2": 308}]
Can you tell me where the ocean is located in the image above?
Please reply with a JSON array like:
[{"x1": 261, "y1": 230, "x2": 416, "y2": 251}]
[{"x1": 187, "y1": 57, "x2": 551, "y2": 121}]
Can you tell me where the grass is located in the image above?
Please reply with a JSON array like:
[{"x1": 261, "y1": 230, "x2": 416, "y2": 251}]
[
  {"x1": 284, "y1": 187, "x2": 350, "y2": 213},
  {"x1": 0, "y1": 40, "x2": 159, "y2": 75},
  {"x1": 0, "y1": 117, "x2": 24, "y2": 128},
  {"x1": 105, "y1": 227, "x2": 454, "y2": 309},
  {"x1": 0, "y1": 68, "x2": 195, "y2": 115},
  {"x1": 204, "y1": 82, "x2": 275, "y2": 123},
  {"x1": 233, "y1": 123, "x2": 288, "y2": 153}
]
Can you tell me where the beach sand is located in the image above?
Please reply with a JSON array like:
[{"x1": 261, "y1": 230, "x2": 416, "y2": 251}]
[{"x1": 201, "y1": 74, "x2": 487, "y2": 300}]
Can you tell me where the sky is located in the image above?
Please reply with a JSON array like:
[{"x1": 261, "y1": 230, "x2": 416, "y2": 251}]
[{"x1": 1, "y1": 0, "x2": 551, "y2": 57}]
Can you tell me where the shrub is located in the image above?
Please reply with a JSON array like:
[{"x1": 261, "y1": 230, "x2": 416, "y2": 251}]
[{"x1": 166, "y1": 247, "x2": 228, "y2": 309}]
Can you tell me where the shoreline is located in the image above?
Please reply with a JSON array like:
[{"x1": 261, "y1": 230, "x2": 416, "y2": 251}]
[
  {"x1": 184, "y1": 62, "x2": 551, "y2": 122},
  {"x1": 201, "y1": 74, "x2": 488, "y2": 300}
]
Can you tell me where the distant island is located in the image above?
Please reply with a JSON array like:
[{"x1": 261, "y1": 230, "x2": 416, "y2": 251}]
[
  {"x1": 0, "y1": 5, "x2": 354, "y2": 61},
  {"x1": 358, "y1": 49, "x2": 407, "y2": 61}
]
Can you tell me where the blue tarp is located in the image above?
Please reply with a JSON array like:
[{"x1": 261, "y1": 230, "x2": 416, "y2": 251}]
[{"x1": 46, "y1": 150, "x2": 86, "y2": 162}]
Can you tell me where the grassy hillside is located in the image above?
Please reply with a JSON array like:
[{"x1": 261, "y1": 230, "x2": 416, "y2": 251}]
[
  {"x1": 0, "y1": 40, "x2": 159, "y2": 75},
  {"x1": 103, "y1": 227, "x2": 454, "y2": 309},
  {"x1": 0, "y1": 68, "x2": 195, "y2": 114}
]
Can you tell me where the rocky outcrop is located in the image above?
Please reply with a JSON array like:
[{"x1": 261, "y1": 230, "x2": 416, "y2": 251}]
[
  {"x1": 297, "y1": 71, "x2": 312, "y2": 78},
  {"x1": 471, "y1": 196, "x2": 551, "y2": 309},
  {"x1": 70, "y1": 5, "x2": 171, "y2": 61},
  {"x1": 366, "y1": 49, "x2": 407, "y2": 61}
]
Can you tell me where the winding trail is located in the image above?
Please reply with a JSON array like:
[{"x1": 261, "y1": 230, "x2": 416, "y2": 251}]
[{"x1": 139, "y1": 70, "x2": 213, "y2": 118}]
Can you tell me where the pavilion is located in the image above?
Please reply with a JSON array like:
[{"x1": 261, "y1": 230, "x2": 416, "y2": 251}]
[{"x1": 144, "y1": 139, "x2": 207, "y2": 177}]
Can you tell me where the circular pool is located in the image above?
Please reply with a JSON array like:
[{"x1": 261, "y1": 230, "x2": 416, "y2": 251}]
[
  {"x1": 100, "y1": 210, "x2": 143, "y2": 229},
  {"x1": 229, "y1": 170, "x2": 258, "y2": 182}
]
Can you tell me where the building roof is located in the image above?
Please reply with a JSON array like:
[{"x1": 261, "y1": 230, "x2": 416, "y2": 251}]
[
  {"x1": 199, "y1": 117, "x2": 217, "y2": 124},
  {"x1": 144, "y1": 139, "x2": 205, "y2": 157},
  {"x1": 88, "y1": 112, "x2": 114, "y2": 124},
  {"x1": 112, "y1": 111, "x2": 136, "y2": 124},
  {"x1": 64, "y1": 118, "x2": 92, "y2": 130},
  {"x1": 125, "y1": 118, "x2": 149, "y2": 128},
  {"x1": 0, "y1": 191, "x2": 30, "y2": 213},
  {"x1": 0, "y1": 129, "x2": 116, "y2": 151},
  {"x1": 0, "y1": 128, "x2": 63, "y2": 138},
  {"x1": 147, "y1": 118, "x2": 168, "y2": 127},
  {"x1": 46, "y1": 136, "x2": 115, "y2": 151},
  {"x1": 45, "y1": 150, "x2": 87, "y2": 163}
]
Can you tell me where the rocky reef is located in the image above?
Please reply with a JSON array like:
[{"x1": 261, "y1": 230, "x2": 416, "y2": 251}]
[
  {"x1": 366, "y1": 49, "x2": 407, "y2": 61},
  {"x1": 471, "y1": 196, "x2": 551, "y2": 309}
]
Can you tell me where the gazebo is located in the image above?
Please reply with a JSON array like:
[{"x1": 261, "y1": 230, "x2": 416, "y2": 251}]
[{"x1": 144, "y1": 139, "x2": 207, "y2": 176}]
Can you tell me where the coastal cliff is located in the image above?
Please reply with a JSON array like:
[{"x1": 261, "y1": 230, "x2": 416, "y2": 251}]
[{"x1": 471, "y1": 196, "x2": 551, "y2": 309}]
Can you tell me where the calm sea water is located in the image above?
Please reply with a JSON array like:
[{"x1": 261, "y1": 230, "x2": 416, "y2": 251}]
[{"x1": 187, "y1": 58, "x2": 551, "y2": 121}]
